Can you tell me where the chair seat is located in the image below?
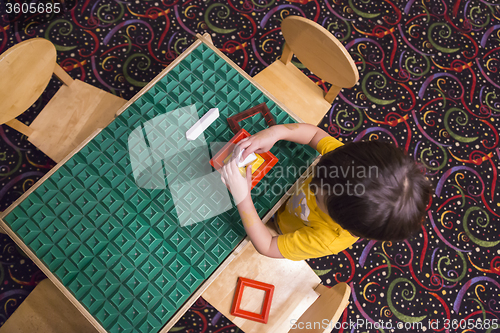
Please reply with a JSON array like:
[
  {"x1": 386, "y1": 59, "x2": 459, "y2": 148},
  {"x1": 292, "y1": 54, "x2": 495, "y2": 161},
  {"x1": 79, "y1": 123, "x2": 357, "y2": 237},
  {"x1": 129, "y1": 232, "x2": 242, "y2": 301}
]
[
  {"x1": 0, "y1": 279, "x2": 98, "y2": 333},
  {"x1": 254, "y1": 60, "x2": 332, "y2": 125},
  {"x1": 28, "y1": 80, "x2": 127, "y2": 162},
  {"x1": 203, "y1": 240, "x2": 321, "y2": 333}
]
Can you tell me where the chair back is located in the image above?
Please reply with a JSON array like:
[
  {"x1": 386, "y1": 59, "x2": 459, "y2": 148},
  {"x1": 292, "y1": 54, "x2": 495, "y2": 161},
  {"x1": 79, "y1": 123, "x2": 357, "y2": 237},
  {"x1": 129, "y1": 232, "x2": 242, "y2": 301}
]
[
  {"x1": 281, "y1": 16, "x2": 358, "y2": 88},
  {"x1": 290, "y1": 282, "x2": 351, "y2": 333},
  {"x1": 0, "y1": 38, "x2": 57, "y2": 124}
]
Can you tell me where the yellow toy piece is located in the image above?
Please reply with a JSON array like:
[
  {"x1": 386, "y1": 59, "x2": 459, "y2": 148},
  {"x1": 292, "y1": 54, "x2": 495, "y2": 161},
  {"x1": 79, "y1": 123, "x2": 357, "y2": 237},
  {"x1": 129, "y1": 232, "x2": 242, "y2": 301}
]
[{"x1": 224, "y1": 153, "x2": 264, "y2": 177}]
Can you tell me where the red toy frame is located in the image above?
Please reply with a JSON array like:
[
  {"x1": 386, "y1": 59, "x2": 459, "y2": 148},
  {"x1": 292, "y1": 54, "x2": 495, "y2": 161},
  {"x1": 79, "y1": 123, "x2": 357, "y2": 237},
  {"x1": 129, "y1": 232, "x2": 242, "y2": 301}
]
[
  {"x1": 226, "y1": 103, "x2": 277, "y2": 134},
  {"x1": 230, "y1": 277, "x2": 274, "y2": 324},
  {"x1": 210, "y1": 129, "x2": 278, "y2": 190}
]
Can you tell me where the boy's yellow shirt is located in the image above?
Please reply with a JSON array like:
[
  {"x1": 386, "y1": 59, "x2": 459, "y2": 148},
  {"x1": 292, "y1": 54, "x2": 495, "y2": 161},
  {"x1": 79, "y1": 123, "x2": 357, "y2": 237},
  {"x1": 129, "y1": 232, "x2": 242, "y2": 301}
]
[{"x1": 276, "y1": 136, "x2": 359, "y2": 261}]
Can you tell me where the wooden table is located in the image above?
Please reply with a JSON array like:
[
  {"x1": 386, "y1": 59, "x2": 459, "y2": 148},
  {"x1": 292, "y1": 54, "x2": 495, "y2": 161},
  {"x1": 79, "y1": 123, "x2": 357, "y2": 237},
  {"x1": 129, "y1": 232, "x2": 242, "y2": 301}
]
[{"x1": 0, "y1": 34, "x2": 318, "y2": 333}]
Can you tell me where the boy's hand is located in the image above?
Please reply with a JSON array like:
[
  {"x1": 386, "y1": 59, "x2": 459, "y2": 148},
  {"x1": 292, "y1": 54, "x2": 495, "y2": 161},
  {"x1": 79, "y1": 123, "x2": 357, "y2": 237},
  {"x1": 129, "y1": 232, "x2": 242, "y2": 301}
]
[
  {"x1": 236, "y1": 128, "x2": 278, "y2": 160},
  {"x1": 220, "y1": 146, "x2": 253, "y2": 205}
]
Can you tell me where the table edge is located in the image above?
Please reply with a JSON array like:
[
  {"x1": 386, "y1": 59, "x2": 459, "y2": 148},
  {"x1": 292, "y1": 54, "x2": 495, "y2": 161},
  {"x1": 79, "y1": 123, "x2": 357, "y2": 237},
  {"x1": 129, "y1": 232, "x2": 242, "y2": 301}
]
[{"x1": 194, "y1": 34, "x2": 306, "y2": 124}]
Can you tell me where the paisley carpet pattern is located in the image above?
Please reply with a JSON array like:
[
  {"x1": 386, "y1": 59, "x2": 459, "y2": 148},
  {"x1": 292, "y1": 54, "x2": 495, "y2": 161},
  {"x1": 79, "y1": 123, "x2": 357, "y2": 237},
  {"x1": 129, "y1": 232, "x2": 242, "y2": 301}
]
[{"x1": 0, "y1": 0, "x2": 499, "y2": 332}]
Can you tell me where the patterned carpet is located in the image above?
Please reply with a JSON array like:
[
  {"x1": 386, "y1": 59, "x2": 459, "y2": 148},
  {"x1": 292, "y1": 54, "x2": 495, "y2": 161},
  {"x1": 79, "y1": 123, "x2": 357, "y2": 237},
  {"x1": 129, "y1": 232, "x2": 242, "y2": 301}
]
[{"x1": 1, "y1": 0, "x2": 499, "y2": 332}]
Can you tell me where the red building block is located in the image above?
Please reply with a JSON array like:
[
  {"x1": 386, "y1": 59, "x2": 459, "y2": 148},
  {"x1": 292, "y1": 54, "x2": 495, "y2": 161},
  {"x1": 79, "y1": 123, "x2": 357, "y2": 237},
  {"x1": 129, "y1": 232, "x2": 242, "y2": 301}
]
[
  {"x1": 226, "y1": 103, "x2": 277, "y2": 134},
  {"x1": 210, "y1": 129, "x2": 278, "y2": 190},
  {"x1": 230, "y1": 277, "x2": 274, "y2": 324}
]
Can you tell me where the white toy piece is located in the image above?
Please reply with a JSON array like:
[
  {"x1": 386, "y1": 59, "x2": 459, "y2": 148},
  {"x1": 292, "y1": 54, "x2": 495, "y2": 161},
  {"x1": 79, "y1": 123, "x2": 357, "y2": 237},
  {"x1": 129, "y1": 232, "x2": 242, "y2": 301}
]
[
  {"x1": 236, "y1": 148, "x2": 257, "y2": 168},
  {"x1": 186, "y1": 108, "x2": 219, "y2": 141}
]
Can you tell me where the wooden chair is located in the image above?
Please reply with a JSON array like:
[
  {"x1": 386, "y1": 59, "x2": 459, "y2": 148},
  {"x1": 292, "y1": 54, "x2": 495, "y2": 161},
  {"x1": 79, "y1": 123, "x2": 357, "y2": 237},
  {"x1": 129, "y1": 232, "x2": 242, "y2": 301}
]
[
  {"x1": 202, "y1": 239, "x2": 351, "y2": 333},
  {"x1": 0, "y1": 38, "x2": 127, "y2": 163},
  {"x1": 0, "y1": 278, "x2": 99, "y2": 333},
  {"x1": 253, "y1": 16, "x2": 359, "y2": 125}
]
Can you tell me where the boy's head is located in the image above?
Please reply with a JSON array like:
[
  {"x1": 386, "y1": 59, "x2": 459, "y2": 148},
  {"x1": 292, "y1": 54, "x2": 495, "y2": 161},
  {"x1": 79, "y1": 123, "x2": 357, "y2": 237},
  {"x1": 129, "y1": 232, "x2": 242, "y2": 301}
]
[{"x1": 310, "y1": 141, "x2": 433, "y2": 241}]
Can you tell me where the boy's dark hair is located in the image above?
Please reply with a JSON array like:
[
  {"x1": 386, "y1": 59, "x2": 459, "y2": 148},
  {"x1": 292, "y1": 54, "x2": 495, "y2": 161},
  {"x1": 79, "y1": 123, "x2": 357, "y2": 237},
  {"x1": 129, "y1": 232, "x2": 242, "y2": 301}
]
[{"x1": 310, "y1": 141, "x2": 433, "y2": 241}]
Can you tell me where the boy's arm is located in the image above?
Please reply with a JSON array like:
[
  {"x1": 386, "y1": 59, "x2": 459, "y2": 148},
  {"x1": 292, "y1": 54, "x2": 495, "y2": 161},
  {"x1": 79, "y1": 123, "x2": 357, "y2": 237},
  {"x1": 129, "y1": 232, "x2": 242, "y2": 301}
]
[
  {"x1": 237, "y1": 196, "x2": 283, "y2": 258},
  {"x1": 220, "y1": 149, "x2": 283, "y2": 258},
  {"x1": 275, "y1": 123, "x2": 330, "y2": 150},
  {"x1": 239, "y1": 123, "x2": 330, "y2": 160}
]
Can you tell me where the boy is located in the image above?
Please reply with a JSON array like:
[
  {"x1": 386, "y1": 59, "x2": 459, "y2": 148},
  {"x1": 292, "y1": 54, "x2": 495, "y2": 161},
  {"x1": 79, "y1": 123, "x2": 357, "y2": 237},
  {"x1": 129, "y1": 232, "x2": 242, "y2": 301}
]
[{"x1": 220, "y1": 123, "x2": 432, "y2": 261}]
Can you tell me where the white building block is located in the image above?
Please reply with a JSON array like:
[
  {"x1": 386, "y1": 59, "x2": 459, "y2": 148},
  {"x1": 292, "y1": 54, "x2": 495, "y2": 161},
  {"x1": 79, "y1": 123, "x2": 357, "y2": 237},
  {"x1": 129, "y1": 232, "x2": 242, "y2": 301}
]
[
  {"x1": 237, "y1": 149, "x2": 257, "y2": 167},
  {"x1": 186, "y1": 108, "x2": 219, "y2": 141}
]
